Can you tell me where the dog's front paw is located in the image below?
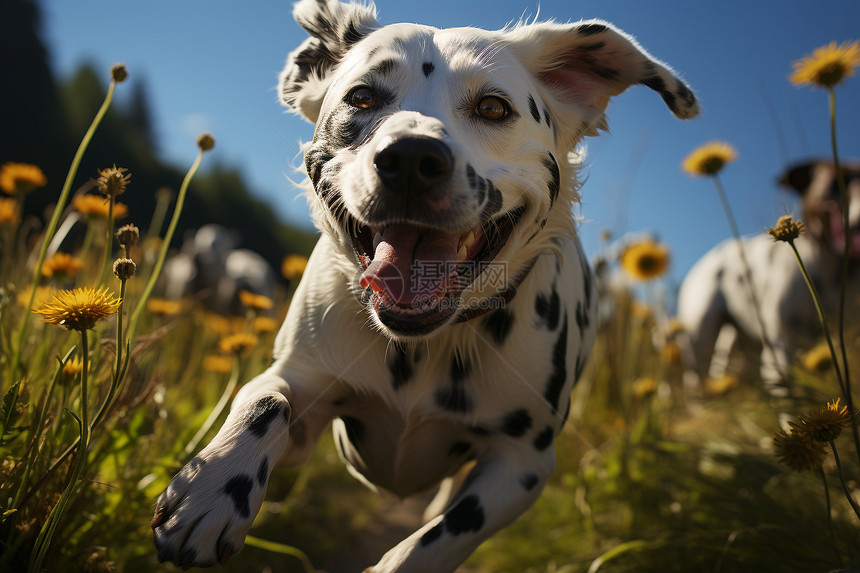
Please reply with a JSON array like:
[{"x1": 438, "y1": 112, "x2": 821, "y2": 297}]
[{"x1": 152, "y1": 453, "x2": 272, "y2": 568}]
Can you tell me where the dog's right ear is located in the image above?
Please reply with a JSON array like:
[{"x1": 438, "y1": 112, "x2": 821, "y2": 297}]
[
  {"x1": 279, "y1": 0, "x2": 380, "y2": 122},
  {"x1": 779, "y1": 160, "x2": 822, "y2": 194}
]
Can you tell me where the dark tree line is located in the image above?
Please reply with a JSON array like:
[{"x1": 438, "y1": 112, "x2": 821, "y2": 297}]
[{"x1": 0, "y1": 0, "x2": 317, "y2": 271}]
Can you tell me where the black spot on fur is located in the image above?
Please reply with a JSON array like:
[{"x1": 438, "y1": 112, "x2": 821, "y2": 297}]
[
  {"x1": 543, "y1": 152, "x2": 560, "y2": 208},
  {"x1": 528, "y1": 94, "x2": 541, "y2": 123},
  {"x1": 370, "y1": 58, "x2": 398, "y2": 76},
  {"x1": 579, "y1": 41, "x2": 606, "y2": 52},
  {"x1": 481, "y1": 180, "x2": 503, "y2": 220},
  {"x1": 575, "y1": 301, "x2": 590, "y2": 333},
  {"x1": 578, "y1": 23, "x2": 607, "y2": 36},
  {"x1": 421, "y1": 522, "x2": 444, "y2": 546},
  {"x1": 445, "y1": 495, "x2": 485, "y2": 535},
  {"x1": 641, "y1": 75, "x2": 678, "y2": 114},
  {"x1": 533, "y1": 426, "x2": 554, "y2": 451},
  {"x1": 466, "y1": 164, "x2": 478, "y2": 189},
  {"x1": 257, "y1": 457, "x2": 269, "y2": 487},
  {"x1": 675, "y1": 80, "x2": 696, "y2": 109},
  {"x1": 389, "y1": 345, "x2": 413, "y2": 390},
  {"x1": 223, "y1": 475, "x2": 254, "y2": 518},
  {"x1": 449, "y1": 441, "x2": 472, "y2": 457},
  {"x1": 535, "y1": 283, "x2": 560, "y2": 330},
  {"x1": 247, "y1": 396, "x2": 286, "y2": 437},
  {"x1": 520, "y1": 473, "x2": 539, "y2": 491},
  {"x1": 304, "y1": 145, "x2": 335, "y2": 188},
  {"x1": 542, "y1": 107, "x2": 551, "y2": 127},
  {"x1": 471, "y1": 425, "x2": 490, "y2": 436},
  {"x1": 341, "y1": 416, "x2": 365, "y2": 447},
  {"x1": 342, "y1": 21, "x2": 366, "y2": 47},
  {"x1": 501, "y1": 409, "x2": 533, "y2": 437},
  {"x1": 484, "y1": 308, "x2": 514, "y2": 345},
  {"x1": 422, "y1": 62, "x2": 435, "y2": 77},
  {"x1": 436, "y1": 356, "x2": 473, "y2": 412},
  {"x1": 544, "y1": 315, "x2": 569, "y2": 413}
]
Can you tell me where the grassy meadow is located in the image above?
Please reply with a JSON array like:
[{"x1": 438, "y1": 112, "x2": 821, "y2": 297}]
[{"x1": 1, "y1": 42, "x2": 859, "y2": 573}]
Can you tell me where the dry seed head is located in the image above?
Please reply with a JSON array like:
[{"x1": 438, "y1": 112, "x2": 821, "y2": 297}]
[
  {"x1": 197, "y1": 132, "x2": 215, "y2": 152},
  {"x1": 772, "y1": 430, "x2": 826, "y2": 472},
  {"x1": 96, "y1": 165, "x2": 131, "y2": 197},
  {"x1": 111, "y1": 63, "x2": 128, "y2": 83},
  {"x1": 789, "y1": 397, "x2": 853, "y2": 442},
  {"x1": 768, "y1": 214, "x2": 806, "y2": 243},
  {"x1": 113, "y1": 257, "x2": 137, "y2": 281},
  {"x1": 116, "y1": 224, "x2": 140, "y2": 247}
]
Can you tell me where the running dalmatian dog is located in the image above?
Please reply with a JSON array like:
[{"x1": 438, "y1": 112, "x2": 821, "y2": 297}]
[
  {"x1": 678, "y1": 159, "x2": 860, "y2": 394},
  {"x1": 152, "y1": 1, "x2": 698, "y2": 570}
]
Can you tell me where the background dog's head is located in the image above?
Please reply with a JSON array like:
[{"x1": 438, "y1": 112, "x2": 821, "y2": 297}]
[
  {"x1": 279, "y1": 0, "x2": 698, "y2": 339},
  {"x1": 780, "y1": 159, "x2": 860, "y2": 258}
]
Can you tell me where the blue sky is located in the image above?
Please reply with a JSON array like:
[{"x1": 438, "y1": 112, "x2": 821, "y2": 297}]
[{"x1": 40, "y1": 0, "x2": 860, "y2": 290}]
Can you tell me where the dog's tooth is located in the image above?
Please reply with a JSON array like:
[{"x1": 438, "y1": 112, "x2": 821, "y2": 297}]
[
  {"x1": 463, "y1": 231, "x2": 475, "y2": 248},
  {"x1": 458, "y1": 245, "x2": 468, "y2": 261},
  {"x1": 373, "y1": 231, "x2": 383, "y2": 251}
]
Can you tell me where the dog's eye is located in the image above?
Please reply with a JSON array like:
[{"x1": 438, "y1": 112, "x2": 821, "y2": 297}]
[
  {"x1": 475, "y1": 96, "x2": 509, "y2": 121},
  {"x1": 348, "y1": 86, "x2": 378, "y2": 110}
]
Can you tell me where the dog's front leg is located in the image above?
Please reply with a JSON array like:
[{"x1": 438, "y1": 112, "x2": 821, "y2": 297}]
[
  {"x1": 152, "y1": 370, "x2": 302, "y2": 568},
  {"x1": 368, "y1": 447, "x2": 556, "y2": 573}
]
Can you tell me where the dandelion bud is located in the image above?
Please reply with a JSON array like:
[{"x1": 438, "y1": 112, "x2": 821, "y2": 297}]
[
  {"x1": 768, "y1": 214, "x2": 805, "y2": 243},
  {"x1": 116, "y1": 224, "x2": 140, "y2": 247},
  {"x1": 111, "y1": 63, "x2": 128, "y2": 83},
  {"x1": 96, "y1": 165, "x2": 131, "y2": 197},
  {"x1": 197, "y1": 132, "x2": 215, "y2": 152},
  {"x1": 113, "y1": 257, "x2": 137, "y2": 281}
]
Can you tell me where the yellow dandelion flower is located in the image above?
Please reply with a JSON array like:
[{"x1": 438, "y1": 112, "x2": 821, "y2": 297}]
[
  {"x1": 203, "y1": 313, "x2": 243, "y2": 335},
  {"x1": 773, "y1": 430, "x2": 825, "y2": 472},
  {"x1": 281, "y1": 254, "x2": 309, "y2": 280},
  {"x1": 768, "y1": 214, "x2": 806, "y2": 243},
  {"x1": 0, "y1": 197, "x2": 21, "y2": 225},
  {"x1": 18, "y1": 286, "x2": 54, "y2": 309},
  {"x1": 41, "y1": 252, "x2": 85, "y2": 279},
  {"x1": 218, "y1": 332, "x2": 258, "y2": 355},
  {"x1": 0, "y1": 162, "x2": 47, "y2": 194},
  {"x1": 803, "y1": 341, "x2": 833, "y2": 373},
  {"x1": 62, "y1": 356, "x2": 85, "y2": 381},
  {"x1": 252, "y1": 316, "x2": 280, "y2": 334},
  {"x1": 660, "y1": 341, "x2": 682, "y2": 365},
  {"x1": 72, "y1": 194, "x2": 128, "y2": 219},
  {"x1": 146, "y1": 297, "x2": 185, "y2": 316},
  {"x1": 203, "y1": 354, "x2": 234, "y2": 374},
  {"x1": 96, "y1": 165, "x2": 131, "y2": 197},
  {"x1": 705, "y1": 374, "x2": 738, "y2": 396},
  {"x1": 682, "y1": 141, "x2": 738, "y2": 177},
  {"x1": 790, "y1": 40, "x2": 860, "y2": 88},
  {"x1": 620, "y1": 241, "x2": 670, "y2": 281},
  {"x1": 789, "y1": 397, "x2": 853, "y2": 442},
  {"x1": 34, "y1": 286, "x2": 121, "y2": 331},
  {"x1": 238, "y1": 289, "x2": 274, "y2": 311},
  {"x1": 632, "y1": 377, "x2": 659, "y2": 399}
]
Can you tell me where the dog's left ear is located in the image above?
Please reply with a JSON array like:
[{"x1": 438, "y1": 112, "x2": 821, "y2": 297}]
[
  {"x1": 279, "y1": 0, "x2": 380, "y2": 122},
  {"x1": 779, "y1": 160, "x2": 821, "y2": 194},
  {"x1": 506, "y1": 19, "x2": 698, "y2": 139}
]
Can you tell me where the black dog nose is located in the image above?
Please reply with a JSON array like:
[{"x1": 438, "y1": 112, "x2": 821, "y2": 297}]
[{"x1": 374, "y1": 137, "x2": 454, "y2": 194}]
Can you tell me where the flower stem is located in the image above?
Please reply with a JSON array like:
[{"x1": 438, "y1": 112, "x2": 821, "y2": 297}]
[
  {"x1": 827, "y1": 87, "x2": 859, "y2": 462},
  {"x1": 127, "y1": 149, "x2": 204, "y2": 345},
  {"x1": 787, "y1": 242, "x2": 846, "y2": 395},
  {"x1": 182, "y1": 356, "x2": 240, "y2": 459},
  {"x1": 27, "y1": 330, "x2": 91, "y2": 573},
  {"x1": 98, "y1": 195, "x2": 116, "y2": 285},
  {"x1": 819, "y1": 467, "x2": 843, "y2": 567},
  {"x1": 829, "y1": 439, "x2": 860, "y2": 522},
  {"x1": 711, "y1": 175, "x2": 782, "y2": 380},
  {"x1": 9, "y1": 79, "x2": 118, "y2": 385}
]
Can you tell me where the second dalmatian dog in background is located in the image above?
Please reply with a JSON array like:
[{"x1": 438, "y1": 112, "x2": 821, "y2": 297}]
[
  {"x1": 152, "y1": 1, "x2": 698, "y2": 570},
  {"x1": 678, "y1": 159, "x2": 860, "y2": 395}
]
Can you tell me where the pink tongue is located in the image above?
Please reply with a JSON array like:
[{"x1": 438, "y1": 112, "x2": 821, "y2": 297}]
[
  {"x1": 830, "y1": 210, "x2": 860, "y2": 258},
  {"x1": 360, "y1": 224, "x2": 460, "y2": 307}
]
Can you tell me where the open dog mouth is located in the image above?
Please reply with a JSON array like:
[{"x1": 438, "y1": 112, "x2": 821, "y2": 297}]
[{"x1": 349, "y1": 205, "x2": 527, "y2": 335}]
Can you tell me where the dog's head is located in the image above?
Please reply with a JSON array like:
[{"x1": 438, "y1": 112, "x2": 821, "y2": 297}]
[
  {"x1": 280, "y1": 0, "x2": 698, "y2": 339},
  {"x1": 780, "y1": 159, "x2": 860, "y2": 258}
]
